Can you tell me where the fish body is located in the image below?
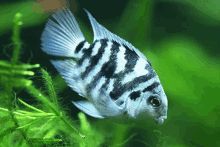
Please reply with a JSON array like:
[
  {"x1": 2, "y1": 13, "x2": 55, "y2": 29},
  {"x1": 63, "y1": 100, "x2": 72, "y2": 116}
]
[{"x1": 41, "y1": 8, "x2": 168, "y2": 124}]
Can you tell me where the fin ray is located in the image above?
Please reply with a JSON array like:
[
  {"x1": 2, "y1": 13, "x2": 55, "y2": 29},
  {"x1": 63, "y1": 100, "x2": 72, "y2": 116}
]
[{"x1": 41, "y1": 8, "x2": 85, "y2": 57}]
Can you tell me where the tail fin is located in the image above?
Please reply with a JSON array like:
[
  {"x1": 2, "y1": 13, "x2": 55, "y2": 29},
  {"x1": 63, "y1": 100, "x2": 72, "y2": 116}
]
[
  {"x1": 41, "y1": 8, "x2": 87, "y2": 98},
  {"x1": 41, "y1": 8, "x2": 85, "y2": 58}
]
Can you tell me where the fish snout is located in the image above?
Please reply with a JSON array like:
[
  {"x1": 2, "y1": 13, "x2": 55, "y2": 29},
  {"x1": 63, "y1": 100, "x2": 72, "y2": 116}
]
[{"x1": 155, "y1": 115, "x2": 167, "y2": 124}]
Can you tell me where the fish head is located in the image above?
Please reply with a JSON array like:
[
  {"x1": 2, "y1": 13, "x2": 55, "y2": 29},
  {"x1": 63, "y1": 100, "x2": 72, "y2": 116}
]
[{"x1": 134, "y1": 84, "x2": 168, "y2": 124}]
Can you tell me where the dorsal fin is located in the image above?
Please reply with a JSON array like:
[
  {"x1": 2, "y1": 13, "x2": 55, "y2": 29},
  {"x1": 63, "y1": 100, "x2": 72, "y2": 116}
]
[{"x1": 83, "y1": 8, "x2": 147, "y2": 60}]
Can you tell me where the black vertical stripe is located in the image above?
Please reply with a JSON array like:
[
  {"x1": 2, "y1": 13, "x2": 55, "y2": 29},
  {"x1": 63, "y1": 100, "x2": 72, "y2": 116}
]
[
  {"x1": 129, "y1": 91, "x2": 141, "y2": 100},
  {"x1": 99, "y1": 41, "x2": 120, "y2": 79},
  {"x1": 81, "y1": 39, "x2": 108, "y2": 79},
  {"x1": 146, "y1": 58, "x2": 152, "y2": 67},
  {"x1": 75, "y1": 40, "x2": 86, "y2": 54},
  {"x1": 112, "y1": 40, "x2": 120, "y2": 46},
  {"x1": 78, "y1": 40, "x2": 98, "y2": 66},
  {"x1": 143, "y1": 82, "x2": 160, "y2": 93},
  {"x1": 123, "y1": 44, "x2": 139, "y2": 73}
]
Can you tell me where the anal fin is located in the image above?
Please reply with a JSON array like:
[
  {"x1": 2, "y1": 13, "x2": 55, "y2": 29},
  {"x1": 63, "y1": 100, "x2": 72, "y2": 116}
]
[{"x1": 72, "y1": 101, "x2": 105, "y2": 118}]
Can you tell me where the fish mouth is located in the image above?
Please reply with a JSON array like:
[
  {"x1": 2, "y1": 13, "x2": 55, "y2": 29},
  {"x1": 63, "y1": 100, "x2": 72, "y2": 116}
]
[{"x1": 155, "y1": 116, "x2": 167, "y2": 124}]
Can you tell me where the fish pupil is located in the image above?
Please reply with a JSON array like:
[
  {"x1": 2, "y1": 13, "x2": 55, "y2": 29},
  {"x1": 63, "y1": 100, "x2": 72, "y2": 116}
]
[
  {"x1": 151, "y1": 98, "x2": 160, "y2": 106},
  {"x1": 148, "y1": 96, "x2": 161, "y2": 107}
]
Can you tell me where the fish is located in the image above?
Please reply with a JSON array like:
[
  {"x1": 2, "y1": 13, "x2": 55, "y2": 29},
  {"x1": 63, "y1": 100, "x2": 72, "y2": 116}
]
[{"x1": 41, "y1": 8, "x2": 168, "y2": 124}]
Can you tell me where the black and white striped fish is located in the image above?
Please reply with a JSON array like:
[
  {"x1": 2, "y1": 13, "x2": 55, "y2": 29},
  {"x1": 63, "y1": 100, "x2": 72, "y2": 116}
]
[{"x1": 41, "y1": 8, "x2": 168, "y2": 124}]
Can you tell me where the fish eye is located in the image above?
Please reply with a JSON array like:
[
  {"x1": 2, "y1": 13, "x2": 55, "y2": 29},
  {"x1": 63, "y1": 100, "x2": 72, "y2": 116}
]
[{"x1": 148, "y1": 96, "x2": 161, "y2": 107}]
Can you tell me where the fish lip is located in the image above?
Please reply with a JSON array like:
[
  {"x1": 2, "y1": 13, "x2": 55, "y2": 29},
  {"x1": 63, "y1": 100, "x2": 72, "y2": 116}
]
[{"x1": 155, "y1": 116, "x2": 167, "y2": 124}]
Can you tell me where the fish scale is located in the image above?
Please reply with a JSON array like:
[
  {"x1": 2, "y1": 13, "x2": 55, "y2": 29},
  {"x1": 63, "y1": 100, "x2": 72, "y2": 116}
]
[{"x1": 41, "y1": 8, "x2": 168, "y2": 124}]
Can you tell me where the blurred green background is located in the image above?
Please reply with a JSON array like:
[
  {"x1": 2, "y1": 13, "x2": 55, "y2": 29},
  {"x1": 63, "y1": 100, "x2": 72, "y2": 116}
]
[{"x1": 0, "y1": 0, "x2": 220, "y2": 146}]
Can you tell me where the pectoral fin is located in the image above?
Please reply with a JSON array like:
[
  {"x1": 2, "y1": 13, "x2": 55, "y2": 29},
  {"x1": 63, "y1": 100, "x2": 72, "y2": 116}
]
[{"x1": 92, "y1": 88, "x2": 123, "y2": 117}]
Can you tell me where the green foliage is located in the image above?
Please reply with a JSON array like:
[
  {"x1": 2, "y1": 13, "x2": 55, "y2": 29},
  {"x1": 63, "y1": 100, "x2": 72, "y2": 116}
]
[{"x1": 0, "y1": 12, "x2": 97, "y2": 147}]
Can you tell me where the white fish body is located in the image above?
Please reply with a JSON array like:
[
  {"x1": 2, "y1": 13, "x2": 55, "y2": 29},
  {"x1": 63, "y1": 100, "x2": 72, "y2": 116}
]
[{"x1": 41, "y1": 8, "x2": 168, "y2": 124}]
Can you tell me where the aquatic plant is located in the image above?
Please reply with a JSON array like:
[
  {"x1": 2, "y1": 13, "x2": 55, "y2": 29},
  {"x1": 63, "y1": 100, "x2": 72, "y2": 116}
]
[{"x1": 0, "y1": 12, "x2": 107, "y2": 147}]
